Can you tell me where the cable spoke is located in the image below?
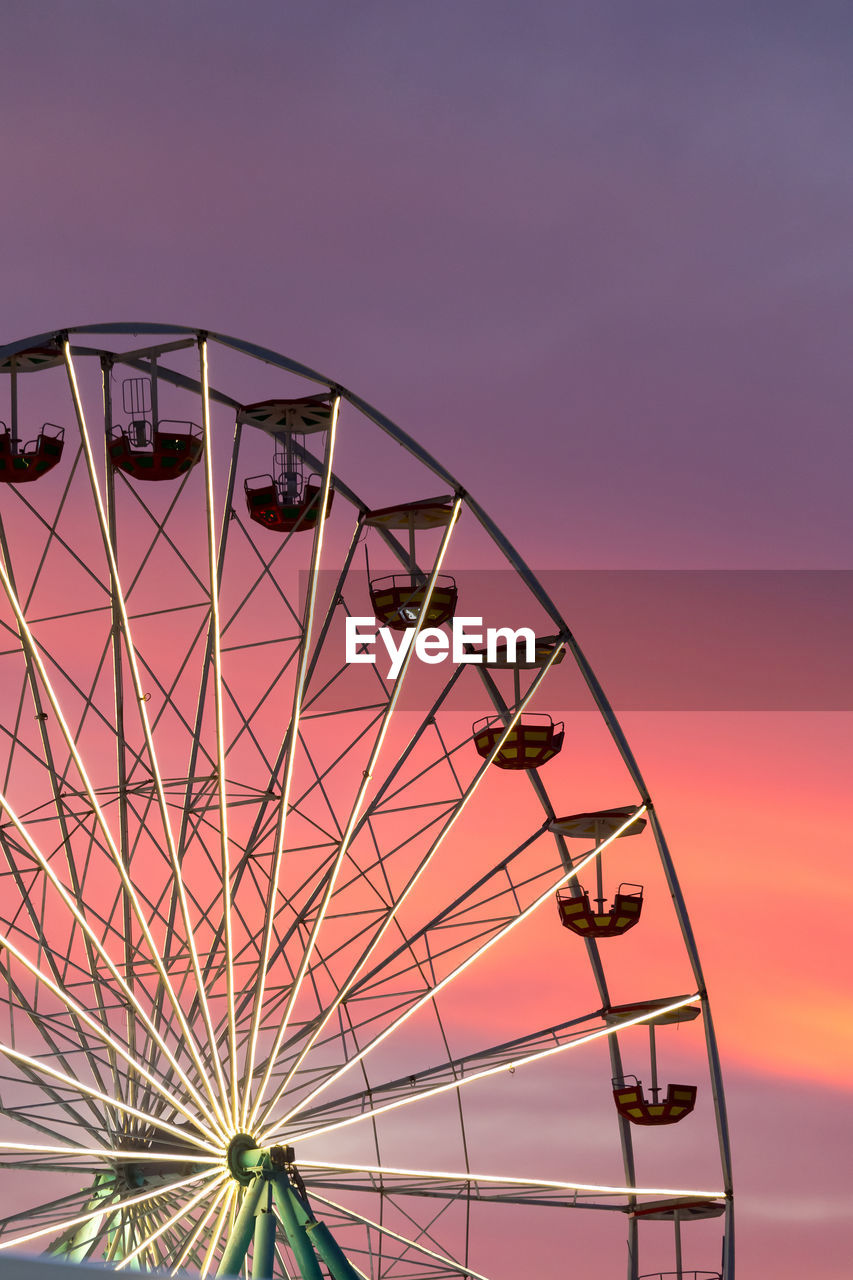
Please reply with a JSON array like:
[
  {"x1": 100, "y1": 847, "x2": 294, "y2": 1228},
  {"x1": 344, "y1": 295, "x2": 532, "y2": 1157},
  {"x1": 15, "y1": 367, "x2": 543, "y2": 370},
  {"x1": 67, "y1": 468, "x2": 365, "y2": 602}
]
[
  {"x1": 241, "y1": 393, "x2": 341, "y2": 1128},
  {"x1": 0, "y1": 1036, "x2": 221, "y2": 1154},
  {"x1": 303, "y1": 1164, "x2": 724, "y2": 1206},
  {"x1": 197, "y1": 336, "x2": 238, "y2": 1126},
  {"x1": 289, "y1": 993, "x2": 696, "y2": 1146},
  {"x1": 65, "y1": 342, "x2": 232, "y2": 1134},
  {"x1": 249, "y1": 497, "x2": 463, "y2": 1132},
  {"x1": 255, "y1": 642, "x2": 567, "y2": 1130},
  {"x1": 261, "y1": 806, "x2": 646, "y2": 1139},
  {"x1": 115, "y1": 1172, "x2": 229, "y2": 1270},
  {"x1": 0, "y1": 1168, "x2": 219, "y2": 1254},
  {"x1": 0, "y1": 789, "x2": 225, "y2": 1137},
  {"x1": 0, "y1": 923, "x2": 220, "y2": 1143},
  {"x1": 170, "y1": 1178, "x2": 231, "y2": 1275}
]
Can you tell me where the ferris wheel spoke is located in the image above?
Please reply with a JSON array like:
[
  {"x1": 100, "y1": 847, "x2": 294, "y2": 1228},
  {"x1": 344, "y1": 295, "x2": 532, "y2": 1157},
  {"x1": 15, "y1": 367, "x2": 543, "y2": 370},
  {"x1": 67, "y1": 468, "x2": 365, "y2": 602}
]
[
  {"x1": 201, "y1": 540, "x2": 387, "y2": 993},
  {"x1": 0, "y1": 501, "x2": 146, "y2": 903},
  {"x1": 285, "y1": 728, "x2": 352, "y2": 845},
  {"x1": 300, "y1": 651, "x2": 391, "y2": 722},
  {"x1": 382, "y1": 1178, "x2": 461, "y2": 1272},
  {"x1": 0, "y1": 685, "x2": 44, "y2": 790},
  {"x1": 0, "y1": 1183, "x2": 115, "y2": 1240},
  {"x1": 0, "y1": 1140, "x2": 221, "y2": 1167},
  {"x1": 101, "y1": 368, "x2": 142, "y2": 1115},
  {"x1": 26, "y1": 625, "x2": 150, "y2": 791},
  {"x1": 254, "y1": 645, "x2": 566, "y2": 1134},
  {"x1": 148, "y1": 1200, "x2": 195, "y2": 1269},
  {"x1": 260, "y1": 803, "x2": 457, "y2": 1037},
  {"x1": 290, "y1": 1007, "x2": 611, "y2": 1130},
  {"x1": 261, "y1": 806, "x2": 645, "y2": 1138},
  {"x1": 0, "y1": 952, "x2": 112, "y2": 1129},
  {"x1": 310, "y1": 1191, "x2": 491, "y2": 1280},
  {"x1": 223, "y1": 850, "x2": 333, "y2": 1039},
  {"x1": 298, "y1": 511, "x2": 365, "y2": 694},
  {"x1": 139, "y1": 1214, "x2": 165, "y2": 1270},
  {"x1": 1, "y1": 669, "x2": 31, "y2": 794},
  {"x1": 135, "y1": 411, "x2": 239, "y2": 1110},
  {"x1": 301, "y1": 1164, "x2": 723, "y2": 1211},
  {"x1": 243, "y1": 824, "x2": 452, "y2": 1103},
  {"x1": 358, "y1": 707, "x2": 473, "y2": 819},
  {"x1": 169, "y1": 1177, "x2": 231, "y2": 1275},
  {"x1": 0, "y1": 615, "x2": 155, "y2": 852},
  {"x1": 248, "y1": 498, "x2": 463, "y2": 1132},
  {"x1": 195, "y1": 336, "x2": 240, "y2": 1126},
  {"x1": 296, "y1": 583, "x2": 395, "y2": 719},
  {"x1": 0, "y1": 1167, "x2": 220, "y2": 1255},
  {"x1": 239, "y1": 394, "x2": 340, "y2": 1128},
  {"x1": 0, "y1": 823, "x2": 123, "y2": 1104},
  {"x1": 0, "y1": 1037, "x2": 222, "y2": 1154},
  {"x1": 66, "y1": 1201, "x2": 130, "y2": 1266},
  {"x1": 66, "y1": 342, "x2": 234, "y2": 1133},
  {"x1": 0, "y1": 1060, "x2": 106, "y2": 1144},
  {"x1": 187, "y1": 795, "x2": 332, "y2": 1006},
  {"x1": 123, "y1": 620, "x2": 217, "y2": 781},
  {"x1": 347, "y1": 826, "x2": 559, "y2": 999},
  {"x1": 288, "y1": 706, "x2": 385, "y2": 837},
  {"x1": 0, "y1": 794, "x2": 230, "y2": 1138},
  {"x1": 114, "y1": 1171, "x2": 229, "y2": 1272},
  {"x1": 238, "y1": 916, "x2": 385, "y2": 1107},
  {"x1": 199, "y1": 1181, "x2": 238, "y2": 1280},
  {"x1": 286, "y1": 993, "x2": 696, "y2": 1148},
  {"x1": 0, "y1": 924, "x2": 223, "y2": 1143},
  {"x1": 132, "y1": 668, "x2": 466, "y2": 1051},
  {"x1": 19, "y1": 454, "x2": 90, "y2": 621},
  {"x1": 106, "y1": 376, "x2": 235, "y2": 1010},
  {"x1": 209, "y1": 787, "x2": 469, "y2": 1078},
  {"x1": 173, "y1": 415, "x2": 239, "y2": 866}
]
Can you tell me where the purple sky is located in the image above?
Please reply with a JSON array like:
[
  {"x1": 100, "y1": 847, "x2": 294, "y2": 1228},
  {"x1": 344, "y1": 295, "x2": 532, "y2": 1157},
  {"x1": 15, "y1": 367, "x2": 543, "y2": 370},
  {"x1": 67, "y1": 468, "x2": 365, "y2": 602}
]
[
  {"x1": 5, "y1": 1, "x2": 853, "y2": 567},
  {"x1": 3, "y1": 3, "x2": 852, "y2": 1276}
]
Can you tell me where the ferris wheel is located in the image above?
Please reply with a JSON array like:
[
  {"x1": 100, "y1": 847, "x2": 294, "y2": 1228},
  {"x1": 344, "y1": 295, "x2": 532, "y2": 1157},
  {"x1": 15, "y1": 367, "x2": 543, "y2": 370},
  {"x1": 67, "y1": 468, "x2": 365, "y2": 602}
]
[{"x1": 0, "y1": 324, "x2": 733, "y2": 1280}]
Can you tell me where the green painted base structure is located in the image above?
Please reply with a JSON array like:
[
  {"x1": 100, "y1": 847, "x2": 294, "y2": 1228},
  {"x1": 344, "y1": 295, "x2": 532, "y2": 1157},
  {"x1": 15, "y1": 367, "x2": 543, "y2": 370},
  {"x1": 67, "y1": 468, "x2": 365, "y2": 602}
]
[{"x1": 212, "y1": 1144, "x2": 360, "y2": 1280}]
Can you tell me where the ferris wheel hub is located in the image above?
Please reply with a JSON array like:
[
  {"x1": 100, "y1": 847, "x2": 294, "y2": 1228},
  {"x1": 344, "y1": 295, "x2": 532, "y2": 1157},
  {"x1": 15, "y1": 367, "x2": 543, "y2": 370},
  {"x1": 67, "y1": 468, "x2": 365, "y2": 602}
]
[
  {"x1": 226, "y1": 1134, "x2": 298, "y2": 1185},
  {"x1": 226, "y1": 1132, "x2": 261, "y2": 1184}
]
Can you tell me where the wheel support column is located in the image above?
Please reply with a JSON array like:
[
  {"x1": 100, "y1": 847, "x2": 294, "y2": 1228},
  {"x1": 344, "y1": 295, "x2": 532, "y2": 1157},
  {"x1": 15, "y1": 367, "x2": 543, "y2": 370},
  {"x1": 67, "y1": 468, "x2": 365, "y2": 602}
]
[
  {"x1": 270, "y1": 1177, "x2": 323, "y2": 1280},
  {"x1": 306, "y1": 1218, "x2": 362, "y2": 1280},
  {"x1": 252, "y1": 1185, "x2": 277, "y2": 1280},
  {"x1": 217, "y1": 1176, "x2": 265, "y2": 1278}
]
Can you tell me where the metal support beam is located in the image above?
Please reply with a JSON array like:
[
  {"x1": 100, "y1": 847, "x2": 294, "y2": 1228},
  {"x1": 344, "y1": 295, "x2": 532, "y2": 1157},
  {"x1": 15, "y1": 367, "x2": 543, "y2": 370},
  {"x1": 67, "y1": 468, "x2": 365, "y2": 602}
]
[
  {"x1": 49, "y1": 1174, "x2": 116, "y2": 1262},
  {"x1": 252, "y1": 1190, "x2": 277, "y2": 1280},
  {"x1": 270, "y1": 1178, "x2": 323, "y2": 1280},
  {"x1": 649, "y1": 1023, "x2": 659, "y2": 1102},
  {"x1": 216, "y1": 1177, "x2": 265, "y2": 1278},
  {"x1": 307, "y1": 1219, "x2": 362, "y2": 1280}
]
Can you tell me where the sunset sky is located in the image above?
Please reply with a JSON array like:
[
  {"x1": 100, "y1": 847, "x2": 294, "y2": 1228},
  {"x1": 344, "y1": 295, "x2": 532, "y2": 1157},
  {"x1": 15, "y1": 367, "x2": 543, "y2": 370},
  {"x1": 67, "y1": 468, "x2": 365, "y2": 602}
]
[{"x1": 2, "y1": 2, "x2": 851, "y2": 1277}]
